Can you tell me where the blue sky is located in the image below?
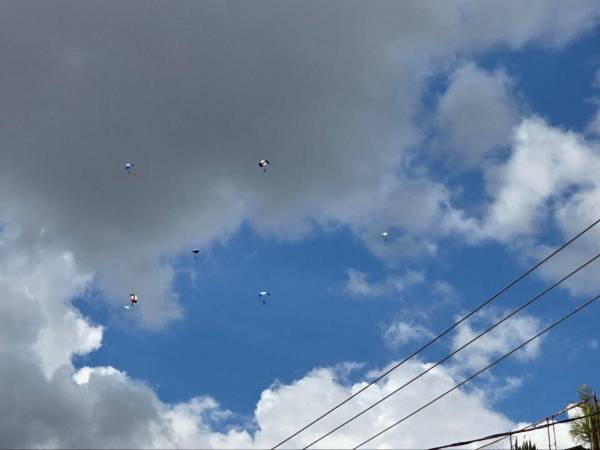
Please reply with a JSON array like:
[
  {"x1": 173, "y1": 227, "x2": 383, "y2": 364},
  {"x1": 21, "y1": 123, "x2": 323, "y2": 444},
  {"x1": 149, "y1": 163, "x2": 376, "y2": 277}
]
[
  {"x1": 75, "y1": 27, "x2": 600, "y2": 423},
  {"x1": 1, "y1": 2, "x2": 600, "y2": 448}
]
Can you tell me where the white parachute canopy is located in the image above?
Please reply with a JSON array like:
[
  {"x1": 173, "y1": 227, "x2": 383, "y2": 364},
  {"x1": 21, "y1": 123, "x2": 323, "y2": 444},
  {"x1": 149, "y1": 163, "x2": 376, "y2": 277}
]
[
  {"x1": 258, "y1": 159, "x2": 270, "y2": 171},
  {"x1": 381, "y1": 231, "x2": 390, "y2": 241},
  {"x1": 124, "y1": 162, "x2": 135, "y2": 175},
  {"x1": 258, "y1": 291, "x2": 271, "y2": 304}
]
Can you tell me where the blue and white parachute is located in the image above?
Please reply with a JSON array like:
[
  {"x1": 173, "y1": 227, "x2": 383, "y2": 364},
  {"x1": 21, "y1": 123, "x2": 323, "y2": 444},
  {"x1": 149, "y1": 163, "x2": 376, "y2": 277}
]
[{"x1": 258, "y1": 291, "x2": 271, "y2": 304}]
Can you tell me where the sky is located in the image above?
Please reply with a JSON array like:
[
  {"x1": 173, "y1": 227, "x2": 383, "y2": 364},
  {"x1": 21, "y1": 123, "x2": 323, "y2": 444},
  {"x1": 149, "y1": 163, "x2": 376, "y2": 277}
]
[{"x1": 1, "y1": 1, "x2": 600, "y2": 448}]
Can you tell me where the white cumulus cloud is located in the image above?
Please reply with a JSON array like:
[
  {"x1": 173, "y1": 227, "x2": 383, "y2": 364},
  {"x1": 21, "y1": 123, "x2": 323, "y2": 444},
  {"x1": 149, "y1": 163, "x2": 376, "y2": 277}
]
[
  {"x1": 451, "y1": 307, "x2": 544, "y2": 373},
  {"x1": 383, "y1": 320, "x2": 434, "y2": 349}
]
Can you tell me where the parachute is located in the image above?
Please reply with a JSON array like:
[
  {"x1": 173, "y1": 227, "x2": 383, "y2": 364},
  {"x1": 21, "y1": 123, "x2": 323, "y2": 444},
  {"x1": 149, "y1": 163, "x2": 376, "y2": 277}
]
[
  {"x1": 258, "y1": 291, "x2": 271, "y2": 304},
  {"x1": 124, "y1": 293, "x2": 138, "y2": 310},
  {"x1": 192, "y1": 248, "x2": 200, "y2": 259},
  {"x1": 124, "y1": 162, "x2": 135, "y2": 175},
  {"x1": 258, "y1": 159, "x2": 270, "y2": 172},
  {"x1": 381, "y1": 231, "x2": 390, "y2": 242}
]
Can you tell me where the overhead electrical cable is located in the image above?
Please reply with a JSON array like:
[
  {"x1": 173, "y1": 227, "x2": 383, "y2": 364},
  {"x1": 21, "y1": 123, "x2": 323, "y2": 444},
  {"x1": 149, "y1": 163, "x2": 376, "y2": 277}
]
[
  {"x1": 352, "y1": 291, "x2": 600, "y2": 449},
  {"x1": 272, "y1": 217, "x2": 600, "y2": 449},
  {"x1": 303, "y1": 250, "x2": 600, "y2": 449},
  {"x1": 430, "y1": 407, "x2": 597, "y2": 450},
  {"x1": 473, "y1": 401, "x2": 585, "y2": 450}
]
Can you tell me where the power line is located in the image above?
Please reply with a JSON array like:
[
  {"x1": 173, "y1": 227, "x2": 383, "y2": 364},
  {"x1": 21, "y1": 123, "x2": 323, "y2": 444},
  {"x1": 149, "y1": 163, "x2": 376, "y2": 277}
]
[
  {"x1": 430, "y1": 408, "x2": 599, "y2": 450},
  {"x1": 352, "y1": 291, "x2": 600, "y2": 449},
  {"x1": 303, "y1": 250, "x2": 600, "y2": 448},
  {"x1": 272, "y1": 216, "x2": 600, "y2": 449},
  {"x1": 475, "y1": 401, "x2": 585, "y2": 450}
]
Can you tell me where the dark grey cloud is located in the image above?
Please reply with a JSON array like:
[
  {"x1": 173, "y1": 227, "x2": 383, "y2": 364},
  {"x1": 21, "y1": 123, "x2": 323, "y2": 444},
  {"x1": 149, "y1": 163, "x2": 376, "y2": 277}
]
[
  {"x1": 0, "y1": 2, "x2": 598, "y2": 447},
  {"x1": 0, "y1": 357, "x2": 163, "y2": 449},
  {"x1": 0, "y1": 1, "x2": 597, "y2": 329}
]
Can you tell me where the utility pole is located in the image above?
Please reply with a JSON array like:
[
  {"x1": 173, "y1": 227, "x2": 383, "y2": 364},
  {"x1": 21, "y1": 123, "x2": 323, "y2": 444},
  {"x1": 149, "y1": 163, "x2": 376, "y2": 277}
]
[
  {"x1": 593, "y1": 393, "x2": 600, "y2": 450},
  {"x1": 587, "y1": 394, "x2": 598, "y2": 450},
  {"x1": 551, "y1": 415, "x2": 558, "y2": 450}
]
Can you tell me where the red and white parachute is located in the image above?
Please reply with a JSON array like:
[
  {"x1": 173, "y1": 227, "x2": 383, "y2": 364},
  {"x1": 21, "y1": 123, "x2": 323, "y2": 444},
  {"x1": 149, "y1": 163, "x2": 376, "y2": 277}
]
[{"x1": 124, "y1": 293, "x2": 138, "y2": 310}]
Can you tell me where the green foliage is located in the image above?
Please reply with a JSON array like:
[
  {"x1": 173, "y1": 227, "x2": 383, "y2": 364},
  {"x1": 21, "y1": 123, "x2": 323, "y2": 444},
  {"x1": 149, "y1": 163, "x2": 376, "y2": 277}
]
[
  {"x1": 569, "y1": 384, "x2": 600, "y2": 450},
  {"x1": 514, "y1": 437, "x2": 537, "y2": 450}
]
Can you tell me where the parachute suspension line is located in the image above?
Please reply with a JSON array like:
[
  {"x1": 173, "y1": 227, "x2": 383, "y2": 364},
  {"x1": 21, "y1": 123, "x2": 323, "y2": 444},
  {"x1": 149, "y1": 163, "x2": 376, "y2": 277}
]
[{"x1": 271, "y1": 215, "x2": 600, "y2": 449}]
